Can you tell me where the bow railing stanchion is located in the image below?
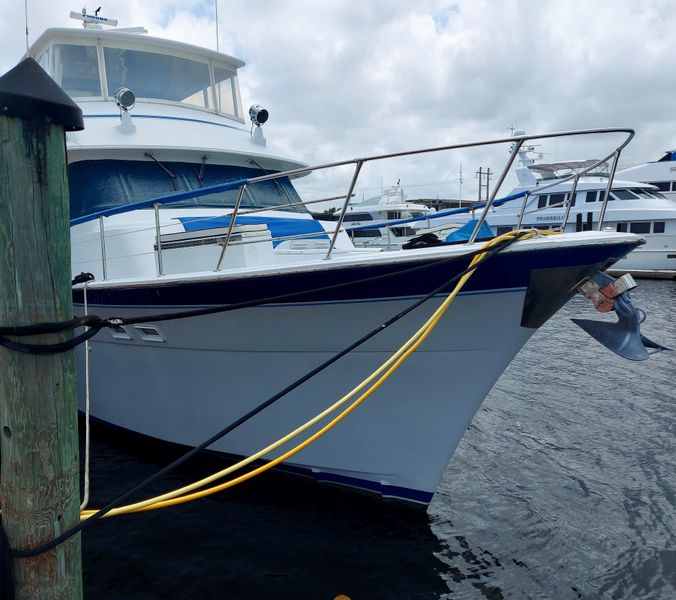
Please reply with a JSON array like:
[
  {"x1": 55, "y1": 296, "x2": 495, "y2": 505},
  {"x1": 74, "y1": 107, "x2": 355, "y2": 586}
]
[
  {"x1": 215, "y1": 184, "x2": 247, "y2": 271},
  {"x1": 325, "y1": 160, "x2": 364, "y2": 260},
  {"x1": 468, "y1": 139, "x2": 525, "y2": 244},
  {"x1": 516, "y1": 192, "x2": 530, "y2": 229},
  {"x1": 561, "y1": 174, "x2": 581, "y2": 231},
  {"x1": 598, "y1": 149, "x2": 621, "y2": 231},
  {"x1": 154, "y1": 202, "x2": 164, "y2": 276},
  {"x1": 99, "y1": 216, "x2": 108, "y2": 280}
]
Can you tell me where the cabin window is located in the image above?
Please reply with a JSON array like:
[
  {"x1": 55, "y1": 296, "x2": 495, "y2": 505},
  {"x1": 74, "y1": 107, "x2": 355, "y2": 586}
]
[
  {"x1": 648, "y1": 181, "x2": 671, "y2": 191},
  {"x1": 633, "y1": 188, "x2": 655, "y2": 198},
  {"x1": 343, "y1": 213, "x2": 372, "y2": 222},
  {"x1": 53, "y1": 44, "x2": 101, "y2": 97},
  {"x1": 616, "y1": 223, "x2": 628, "y2": 232},
  {"x1": 653, "y1": 221, "x2": 666, "y2": 233},
  {"x1": 391, "y1": 227, "x2": 417, "y2": 236},
  {"x1": 37, "y1": 50, "x2": 49, "y2": 72},
  {"x1": 548, "y1": 193, "x2": 565, "y2": 207},
  {"x1": 612, "y1": 189, "x2": 639, "y2": 200},
  {"x1": 351, "y1": 229, "x2": 382, "y2": 238},
  {"x1": 104, "y1": 48, "x2": 212, "y2": 108},
  {"x1": 68, "y1": 160, "x2": 305, "y2": 220},
  {"x1": 585, "y1": 191, "x2": 597, "y2": 203},
  {"x1": 629, "y1": 222, "x2": 651, "y2": 234},
  {"x1": 537, "y1": 195, "x2": 547, "y2": 209},
  {"x1": 496, "y1": 226, "x2": 512, "y2": 235},
  {"x1": 387, "y1": 211, "x2": 402, "y2": 219},
  {"x1": 213, "y1": 67, "x2": 240, "y2": 117}
]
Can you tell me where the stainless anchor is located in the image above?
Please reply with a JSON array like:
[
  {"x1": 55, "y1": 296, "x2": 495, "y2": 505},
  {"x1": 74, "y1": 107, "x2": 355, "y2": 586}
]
[{"x1": 571, "y1": 272, "x2": 668, "y2": 361}]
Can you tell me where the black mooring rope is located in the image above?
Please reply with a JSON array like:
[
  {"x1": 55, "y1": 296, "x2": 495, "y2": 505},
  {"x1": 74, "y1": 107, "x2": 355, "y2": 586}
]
[
  {"x1": 8, "y1": 234, "x2": 525, "y2": 560},
  {"x1": 0, "y1": 238, "x2": 521, "y2": 355}
]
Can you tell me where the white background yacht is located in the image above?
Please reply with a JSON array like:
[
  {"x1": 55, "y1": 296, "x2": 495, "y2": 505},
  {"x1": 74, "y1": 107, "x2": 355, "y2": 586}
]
[{"x1": 618, "y1": 149, "x2": 676, "y2": 201}]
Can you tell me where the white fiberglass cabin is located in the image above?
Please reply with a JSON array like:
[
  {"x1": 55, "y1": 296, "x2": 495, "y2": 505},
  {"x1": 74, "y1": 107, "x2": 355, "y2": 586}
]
[
  {"x1": 29, "y1": 21, "x2": 355, "y2": 280},
  {"x1": 619, "y1": 149, "x2": 676, "y2": 201},
  {"x1": 13, "y1": 14, "x2": 664, "y2": 507}
]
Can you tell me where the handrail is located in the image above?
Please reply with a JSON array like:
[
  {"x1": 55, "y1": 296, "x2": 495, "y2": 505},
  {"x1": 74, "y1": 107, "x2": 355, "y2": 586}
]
[
  {"x1": 70, "y1": 128, "x2": 634, "y2": 228},
  {"x1": 72, "y1": 128, "x2": 634, "y2": 274}
]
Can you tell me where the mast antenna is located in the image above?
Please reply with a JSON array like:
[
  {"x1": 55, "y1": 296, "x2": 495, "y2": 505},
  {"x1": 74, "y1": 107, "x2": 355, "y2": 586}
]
[
  {"x1": 24, "y1": 0, "x2": 29, "y2": 54},
  {"x1": 215, "y1": 0, "x2": 220, "y2": 51}
]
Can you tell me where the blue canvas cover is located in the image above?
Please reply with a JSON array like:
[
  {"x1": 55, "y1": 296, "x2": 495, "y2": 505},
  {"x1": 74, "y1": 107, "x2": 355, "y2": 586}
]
[
  {"x1": 178, "y1": 215, "x2": 328, "y2": 247},
  {"x1": 445, "y1": 219, "x2": 495, "y2": 242}
]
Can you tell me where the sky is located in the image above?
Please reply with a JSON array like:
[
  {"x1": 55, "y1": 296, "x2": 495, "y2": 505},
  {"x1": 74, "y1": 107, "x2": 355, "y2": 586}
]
[{"x1": 1, "y1": 0, "x2": 675, "y2": 202}]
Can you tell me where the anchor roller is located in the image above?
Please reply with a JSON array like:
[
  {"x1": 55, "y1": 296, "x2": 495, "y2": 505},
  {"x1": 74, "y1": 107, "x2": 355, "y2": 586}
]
[{"x1": 572, "y1": 272, "x2": 668, "y2": 361}]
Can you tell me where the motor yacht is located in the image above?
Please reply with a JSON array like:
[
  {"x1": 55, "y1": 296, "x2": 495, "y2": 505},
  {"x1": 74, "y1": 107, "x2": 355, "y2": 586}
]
[{"x1": 8, "y1": 10, "x2": 664, "y2": 506}]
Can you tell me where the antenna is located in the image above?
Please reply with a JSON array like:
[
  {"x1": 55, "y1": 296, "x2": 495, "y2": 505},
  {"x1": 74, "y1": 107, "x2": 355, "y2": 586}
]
[
  {"x1": 458, "y1": 162, "x2": 463, "y2": 200},
  {"x1": 24, "y1": 0, "x2": 29, "y2": 54},
  {"x1": 70, "y1": 8, "x2": 118, "y2": 29},
  {"x1": 214, "y1": 0, "x2": 220, "y2": 52}
]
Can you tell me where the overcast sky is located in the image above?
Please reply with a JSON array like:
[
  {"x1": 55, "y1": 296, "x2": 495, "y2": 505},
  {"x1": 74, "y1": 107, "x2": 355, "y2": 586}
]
[{"x1": 1, "y1": 0, "x2": 675, "y2": 201}]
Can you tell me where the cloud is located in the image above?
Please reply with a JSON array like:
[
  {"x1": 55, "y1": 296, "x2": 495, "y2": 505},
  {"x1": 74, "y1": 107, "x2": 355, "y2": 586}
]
[{"x1": 1, "y1": 0, "x2": 675, "y2": 200}]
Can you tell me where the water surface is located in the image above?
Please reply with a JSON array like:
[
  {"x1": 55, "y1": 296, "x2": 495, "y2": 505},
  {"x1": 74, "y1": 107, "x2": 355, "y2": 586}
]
[{"x1": 82, "y1": 279, "x2": 675, "y2": 599}]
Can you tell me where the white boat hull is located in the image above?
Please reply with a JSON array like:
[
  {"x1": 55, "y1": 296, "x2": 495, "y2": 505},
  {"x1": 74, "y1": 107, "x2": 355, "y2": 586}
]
[{"x1": 79, "y1": 289, "x2": 532, "y2": 505}]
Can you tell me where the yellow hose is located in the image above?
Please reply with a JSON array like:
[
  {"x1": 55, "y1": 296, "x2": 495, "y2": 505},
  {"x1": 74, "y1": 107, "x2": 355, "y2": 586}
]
[{"x1": 82, "y1": 230, "x2": 549, "y2": 518}]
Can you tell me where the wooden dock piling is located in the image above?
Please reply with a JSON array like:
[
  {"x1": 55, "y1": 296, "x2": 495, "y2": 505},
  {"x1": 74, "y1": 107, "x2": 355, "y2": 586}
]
[{"x1": 0, "y1": 58, "x2": 84, "y2": 599}]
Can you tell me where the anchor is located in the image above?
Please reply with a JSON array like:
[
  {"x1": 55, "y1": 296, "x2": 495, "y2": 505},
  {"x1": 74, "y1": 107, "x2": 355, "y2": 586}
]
[{"x1": 572, "y1": 272, "x2": 668, "y2": 361}]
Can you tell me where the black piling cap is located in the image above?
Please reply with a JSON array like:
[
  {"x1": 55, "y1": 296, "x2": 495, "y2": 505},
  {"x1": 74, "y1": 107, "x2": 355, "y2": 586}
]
[{"x1": 0, "y1": 57, "x2": 84, "y2": 131}]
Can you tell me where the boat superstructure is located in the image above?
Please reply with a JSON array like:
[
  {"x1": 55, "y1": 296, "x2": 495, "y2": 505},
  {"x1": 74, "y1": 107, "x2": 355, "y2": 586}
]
[
  {"x1": 618, "y1": 149, "x2": 676, "y2": 201},
  {"x1": 18, "y1": 12, "x2": 665, "y2": 506}
]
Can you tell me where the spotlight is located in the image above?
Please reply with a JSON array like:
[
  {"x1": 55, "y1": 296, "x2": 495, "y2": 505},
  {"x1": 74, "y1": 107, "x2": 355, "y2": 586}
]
[
  {"x1": 249, "y1": 104, "x2": 269, "y2": 127},
  {"x1": 114, "y1": 87, "x2": 136, "y2": 111}
]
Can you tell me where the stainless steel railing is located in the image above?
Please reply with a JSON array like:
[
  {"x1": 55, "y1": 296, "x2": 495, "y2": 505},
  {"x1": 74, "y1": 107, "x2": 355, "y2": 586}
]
[{"x1": 84, "y1": 128, "x2": 634, "y2": 278}]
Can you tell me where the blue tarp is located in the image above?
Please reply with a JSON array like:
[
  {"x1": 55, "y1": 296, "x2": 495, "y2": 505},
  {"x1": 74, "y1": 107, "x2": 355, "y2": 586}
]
[
  {"x1": 178, "y1": 215, "x2": 329, "y2": 247},
  {"x1": 445, "y1": 219, "x2": 495, "y2": 242}
]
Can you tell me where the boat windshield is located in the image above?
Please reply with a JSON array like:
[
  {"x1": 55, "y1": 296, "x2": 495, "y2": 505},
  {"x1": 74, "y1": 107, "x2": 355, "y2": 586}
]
[
  {"x1": 68, "y1": 160, "x2": 305, "y2": 220},
  {"x1": 50, "y1": 43, "x2": 241, "y2": 117}
]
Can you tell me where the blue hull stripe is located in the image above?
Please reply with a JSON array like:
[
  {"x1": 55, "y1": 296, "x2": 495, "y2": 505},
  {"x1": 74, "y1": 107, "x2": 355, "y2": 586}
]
[{"x1": 73, "y1": 242, "x2": 637, "y2": 307}]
